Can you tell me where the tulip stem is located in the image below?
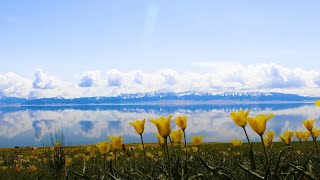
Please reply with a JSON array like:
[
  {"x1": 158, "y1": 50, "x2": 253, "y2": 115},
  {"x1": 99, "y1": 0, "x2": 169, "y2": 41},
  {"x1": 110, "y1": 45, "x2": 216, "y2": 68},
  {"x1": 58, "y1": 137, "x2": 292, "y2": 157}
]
[
  {"x1": 140, "y1": 134, "x2": 147, "y2": 171},
  {"x1": 103, "y1": 154, "x2": 106, "y2": 175},
  {"x1": 183, "y1": 130, "x2": 188, "y2": 160},
  {"x1": 260, "y1": 135, "x2": 269, "y2": 163},
  {"x1": 243, "y1": 127, "x2": 251, "y2": 144},
  {"x1": 169, "y1": 136, "x2": 177, "y2": 159},
  {"x1": 165, "y1": 138, "x2": 172, "y2": 180},
  {"x1": 114, "y1": 149, "x2": 117, "y2": 168}
]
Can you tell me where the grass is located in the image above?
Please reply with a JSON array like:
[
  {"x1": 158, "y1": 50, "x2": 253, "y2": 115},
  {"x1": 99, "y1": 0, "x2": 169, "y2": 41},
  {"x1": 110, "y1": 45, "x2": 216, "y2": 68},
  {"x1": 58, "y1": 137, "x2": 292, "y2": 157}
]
[{"x1": 0, "y1": 140, "x2": 320, "y2": 179}]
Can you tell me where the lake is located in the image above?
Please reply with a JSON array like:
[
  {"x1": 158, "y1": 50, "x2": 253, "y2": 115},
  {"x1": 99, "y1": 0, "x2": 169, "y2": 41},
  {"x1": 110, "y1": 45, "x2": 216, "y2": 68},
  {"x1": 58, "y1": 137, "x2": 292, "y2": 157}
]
[{"x1": 0, "y1": 103, "x2": 319, "y2": 148}]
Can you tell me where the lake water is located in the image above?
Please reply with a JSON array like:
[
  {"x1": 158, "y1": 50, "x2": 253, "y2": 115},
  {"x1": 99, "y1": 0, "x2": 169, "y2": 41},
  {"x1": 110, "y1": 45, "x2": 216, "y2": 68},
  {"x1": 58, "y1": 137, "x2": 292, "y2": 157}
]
[{"x1": 0, "y1": 103, "x2": 319, "y2": 147}]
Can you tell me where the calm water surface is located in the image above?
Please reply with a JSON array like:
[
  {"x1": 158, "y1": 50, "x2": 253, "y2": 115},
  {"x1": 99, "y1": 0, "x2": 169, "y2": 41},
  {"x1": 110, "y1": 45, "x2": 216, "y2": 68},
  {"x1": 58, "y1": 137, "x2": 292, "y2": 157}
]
[{"x1": 0, "y1": 103, "x2": 319, "y2": 147}]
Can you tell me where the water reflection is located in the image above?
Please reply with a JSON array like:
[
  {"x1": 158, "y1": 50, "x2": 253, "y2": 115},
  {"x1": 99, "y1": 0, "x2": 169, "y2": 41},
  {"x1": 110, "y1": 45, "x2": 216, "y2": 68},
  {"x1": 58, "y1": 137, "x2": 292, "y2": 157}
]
[{"x1": 0, "y1": 103, "x2": 319, "y2": 147}]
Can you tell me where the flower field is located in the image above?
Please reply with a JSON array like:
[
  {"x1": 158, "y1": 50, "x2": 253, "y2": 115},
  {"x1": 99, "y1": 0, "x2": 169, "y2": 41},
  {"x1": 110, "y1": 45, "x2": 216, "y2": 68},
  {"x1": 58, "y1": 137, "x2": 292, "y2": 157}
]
[{"x1": 0, "y1": 100, "x2": 320, "y2": 180}]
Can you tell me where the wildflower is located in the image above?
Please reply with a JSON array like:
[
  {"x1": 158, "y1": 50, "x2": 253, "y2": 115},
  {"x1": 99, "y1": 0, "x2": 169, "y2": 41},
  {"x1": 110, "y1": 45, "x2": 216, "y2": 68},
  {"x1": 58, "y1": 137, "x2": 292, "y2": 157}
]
[
  {"x1": 246, "y1": 114, "x2": 274, "y2": 135},
  {"x1": 266, "y1": 131, "x2": 275, "y2": 142},
  {"x1": 154, "y1": 133, "x2": 166, "y2": 147},
  {"x1": 170, "y1": 130, "x2": 184, "y2": 144},
  {"x1": 96, "y1": 141, "x2": 110, "y2": 155},
  {"x1": 108, "y1": 136, "x2": 123, "y2": 151},
  {"x1": 150, "y1": 115, "x2": 172, "y2": 138},
  {"x1": 279, "y1": 131, "x2": 294, "y2": 145},
  {"x1": 190, "y1": 136, "x2": 204, "y2": 146},
  {"x1": 311, "y1": 128, "x2": 320, "y2": 139},
  {"x1": 230, "y1": 109, "x2": 250, "y2": 127},
  {"x1": 65, "y1": 157, "x2": 72, "y2": 167},
  {"x1": 175, "y1": 116, "x2": 188, "y2": 131},
  {"x1": 55, "y1": 141, "x2": 61, "y2": 147},
  {"x1": 86, "y1": 146, "x2": 95, "y2": 157},
  {"x1": 138, "y1": 144, "x2": 143, "y2": 151},
  {"x1": 263, "y1": 137, "x2": 270, "y2": 147},
  {"x1": 295, "y1": 131, "x2": 303, "y2": 141},
  {"x1": 192, "y1": 147, "x2": 199, "y2": 153},
  {"x1": 230, "y1": 140, "x2": 243, "y2": 147},
  {"x1": 315, "y1": 100, "x2": 320, "y2": 107},
  {"x1": 15, "y1": 164, "x2": 23, "y2": 173},
  {"x1": 146, "y1": 152, "x2": 154, "y2": 159},
  {"x1": 303, "y1": 130, "x2": 310, "y2": 141},
  {"x1": 303, "y1": 119, "x2": 316, "y2": 131},
  {"x1": 158, "y1": 151, "x2": 163, "y2": 157},
  {"x1": 129, "y1": 119, "x2": 146, "y2": 135},
  {"x1": 28, "y1": 165, "x2": 37, "y2": 174}
]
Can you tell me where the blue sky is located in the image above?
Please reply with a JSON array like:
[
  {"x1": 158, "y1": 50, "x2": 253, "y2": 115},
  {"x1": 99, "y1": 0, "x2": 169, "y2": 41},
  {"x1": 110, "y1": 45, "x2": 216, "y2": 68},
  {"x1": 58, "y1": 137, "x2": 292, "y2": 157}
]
[{"x1": 1, "y1": 1, "x2": 320, "y2": 98}]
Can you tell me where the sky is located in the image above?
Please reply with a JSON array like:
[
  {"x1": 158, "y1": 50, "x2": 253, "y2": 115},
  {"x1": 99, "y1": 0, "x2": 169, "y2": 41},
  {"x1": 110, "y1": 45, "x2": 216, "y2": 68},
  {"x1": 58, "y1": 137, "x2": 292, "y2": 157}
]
[{"x1": 1, "y1": 0, "x2": 320, "y2": 98}]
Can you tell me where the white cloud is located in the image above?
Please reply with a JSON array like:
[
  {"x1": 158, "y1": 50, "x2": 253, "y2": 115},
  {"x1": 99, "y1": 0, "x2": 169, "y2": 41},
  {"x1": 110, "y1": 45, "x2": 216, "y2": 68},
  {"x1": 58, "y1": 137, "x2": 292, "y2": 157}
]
[{"x1": 0, "y1": 63, "x2": 320, "y2": 98}]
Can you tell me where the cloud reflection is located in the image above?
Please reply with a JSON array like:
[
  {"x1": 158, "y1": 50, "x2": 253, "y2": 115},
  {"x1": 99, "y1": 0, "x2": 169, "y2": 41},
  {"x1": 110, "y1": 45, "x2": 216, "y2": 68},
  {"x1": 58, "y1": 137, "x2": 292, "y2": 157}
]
[{"x1": 0, "y1": 103, "x2": 319, "y2": 147}]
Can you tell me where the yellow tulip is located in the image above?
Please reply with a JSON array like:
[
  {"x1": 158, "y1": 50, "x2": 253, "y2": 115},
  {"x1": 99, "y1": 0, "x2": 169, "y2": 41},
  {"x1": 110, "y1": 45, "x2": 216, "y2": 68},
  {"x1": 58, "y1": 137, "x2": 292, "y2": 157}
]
[
  {"x1": 230, "y1": 140, "x2": 243, "y2": 147},
  {"x1": 279, "y1": 131, "x2": 293, "y2": 145},
  {"x1": 28, "y1": 165, "x2": 37, "y2": 174},
  {"x1": 230, "y1": 109, "x2": 250, "y2": 127},
  {"x1": 174, "y1": 116, "x2": 188, "y2": 131},
  {"x1": 315, "y1": 100, "x2": 320, "y2": 107},
  {"x1": 311, "y1": 128, "x2": 320, "y2": 139},
  {"x1": 303, "y1": 119, "x2": 316, "y2": 131},
  {"x1": 295, "y1": 131, "x2": 303, "y2": 140},
  {"x1": 154, "y1": 133, "x2": 166, "y2": 147},
  {"x1": 192, "y1": 147, "x2": 199, "y2": 153},
  {"x1": 266, "y1": 131, "x2": 274, "y2": 142},
  {"x1": 108, "y1": 136, "x2": 123, "y2": 151},
  {"x1": 96, "y1": 141, "x2": 110, "y2": 155},
  {"x1": 150, "y1": 115, "x2": 172, "y2": 138},
  {"x1": 246, "y1": 114, "x2": 274, "y2": 135},
  {"x1": 190, "y1": 136, "x2": 204, "y2": 146},
  {"x1": 55, "y1": 141, "x2": 61, "y2": 147},
  {"x1": 129, "y1": 119, "x2": 146, "y2": 135},
  {"x1": 302, "y1": 130, "x2": 310, "y2": 141},
  {"x1": 263, "y1": 137, "x2": 270, "y2": 147},
  {"x1": 170, "y1": 130, "x2": 184, "y2": 144},
  {"x1": 1, "y1": 166, "x2": 8, "y2": 171},
  {"x1": 65, "y1": 157, "x2": 72, "y2": 167}
]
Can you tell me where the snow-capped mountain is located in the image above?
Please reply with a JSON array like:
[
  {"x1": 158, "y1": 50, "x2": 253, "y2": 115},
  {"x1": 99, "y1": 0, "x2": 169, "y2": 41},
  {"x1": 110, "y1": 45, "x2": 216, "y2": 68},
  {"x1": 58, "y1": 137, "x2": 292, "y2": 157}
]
[{"x1": 0, "y1": 92, "x2": 318, "y2": 105}]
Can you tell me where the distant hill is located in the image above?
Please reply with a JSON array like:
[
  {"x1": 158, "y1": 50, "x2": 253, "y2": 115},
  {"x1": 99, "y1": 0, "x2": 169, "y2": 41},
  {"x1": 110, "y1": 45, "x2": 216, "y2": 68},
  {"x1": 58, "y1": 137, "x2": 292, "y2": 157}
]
[{"x1": 0, "y1": 92, "x2": 318, "y2": 105}]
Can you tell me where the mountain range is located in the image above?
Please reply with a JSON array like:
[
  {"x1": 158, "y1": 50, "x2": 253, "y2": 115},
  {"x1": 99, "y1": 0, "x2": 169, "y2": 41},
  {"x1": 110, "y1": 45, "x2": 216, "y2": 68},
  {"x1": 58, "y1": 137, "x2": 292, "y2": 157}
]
[{"x1": 0, "y1": 92, "x2": 318, "y2": 105}]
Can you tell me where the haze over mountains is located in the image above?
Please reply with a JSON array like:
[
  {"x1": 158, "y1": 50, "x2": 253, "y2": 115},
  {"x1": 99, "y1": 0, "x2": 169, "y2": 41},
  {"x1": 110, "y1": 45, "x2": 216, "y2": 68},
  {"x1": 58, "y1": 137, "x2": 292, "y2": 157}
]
[{"x1": 0, "y1": 92, "x2": 318, "y2": 105}]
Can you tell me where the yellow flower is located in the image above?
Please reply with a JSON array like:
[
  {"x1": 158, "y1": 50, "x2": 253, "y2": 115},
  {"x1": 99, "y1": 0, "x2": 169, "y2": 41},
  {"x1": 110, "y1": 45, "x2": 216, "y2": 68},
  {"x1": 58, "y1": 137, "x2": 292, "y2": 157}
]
[
  {"x1": 55, "y1": 141, "x2": 61, "y2": 147},
  {"x1": 192, "y1": 147, "x2": 199, "y2": 153},
  {"x1": 108, "y1": 136, "x2": 123, "y2": 151},
  {"x1": 150, "y1": 115, "x2": 172, "y2": 138},
  {"x1": 303, "y1": 119, "x2": 316, "y2": 131},
  {"x1": 311, "y1": 128, "x2": 320, "y2": 139},
  {"x1": 138, "y1": 144, "x2": 143, "y2": 151},
  {"x1": 246, "y1": 114, "x2": 274, "y2": 135},
  {"x1": 96, "y1": 141, "x2": 110, "y2": 155},
  {"x1": 86, "y1": 146, "x2": 96, "y2": 157},
  {"x1": 146, "y1": 152, "x2": 154, "y2": 159},
  {"x1": 266, "y1": 131, "x2": 274, "y2": 142},
  {"x1": 15, "y1": 164, "x2": 23, "y2": 173},
  {"x1": 190, "y1": 136, "x2": 204, "y2": 146},
  {"x1": 129, "y1": 119, "x2": 146, "y2": 135},
  {"x1": 175, "y1": 116, "x2": 188, "y2": 131},
  {"x1": 315, "y1": 100, "x2": 320, "y2": 107},
  {"x1": 65, "y1": 157, "x2": 72, "y2": 167},
  {"x1": 295, "y1": 131, "x2": 303, "y2": 140},
  {"x1": 170, "y1": 130, "x2": 184, "y2": 144},
  {"x1": 230, "y1": 140, "x2": 243, "y2": 147},
  {"x1": 303, "y1": 130, "x2": 310, "y2": 141},
  {"x1": 1, "y1": 166, "x2": 8, "y2": 171},
  {"x1": 28, "y1": 165, "x2": 37, "y2": 174},
  {"x1": 230, "y1": 109, "x2": 250, "y2": 127},
  {"x1": 279, "y1": 131, "x2": 293, "y2": 145},
  {"x1": 263, "y1": 137, "x2": 270, "y2": 147},
  {"x1": 154, "y1": 133, "x2": 166, "y2": 147},
  {"x1": 158, "y1": 151, "x2": 163, "y2": 157}
]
